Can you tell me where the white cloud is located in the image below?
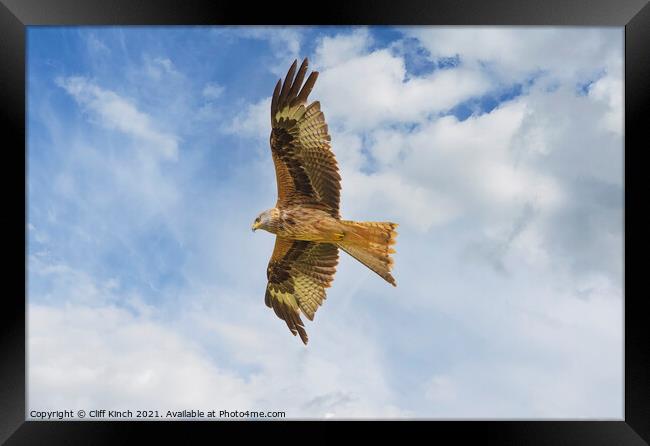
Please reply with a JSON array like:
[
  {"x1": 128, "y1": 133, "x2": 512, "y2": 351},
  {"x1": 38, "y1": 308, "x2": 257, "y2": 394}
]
[
  {"x1": 28, "y1": 303, "x2": 253, "y2": 414},
  {"x1": 418, "y1": 279, "x2": 623, "y2": 418},
  {"x1": 214, "y1": 26, "x2": 304, "y2": 76},
  {"x1": 56, "y1": 76, "x2": 179, "y2": 161},
  {"x1": 311, "y1": 30, "x2": 622, "y2": 418},
  {"x1": 202, "y1": 82, "x2": 225, "y2": 100},
  {"x1": 314, "y1": 28, "x2": 373, "y2": 69},
  {"x1": 28, "y1": 270, "x2": 407, "y2": 418},
  {"x1": 33, "y1": 75, "x2": 187, "y2": 273},
  {"x1": 225, "y1": 97, "x2": 270, "y2": 145},
  {"x1": 29, "y1": 26, "x2": 623, "y2": 419},
  {"x1": 141, "y1": 56, "x2": 183, "y2": 83},
  {"x1": 407, "y1": 27, "x2": 623, "y2": 84},
  {"x1": 313, "y1": 47, "x2": 488, "y2": 130},
  {"x1": 312, "y1": 29, "x2": 622, "y2": 284},
  {"x1": 587, "y1": 74, "x2": 623, "y2": 135},
  {"x1": 341, "y1": 169, "x2": 461, "y2": 232},
  {"x1": 85, "y1": 33, "x2": 110, "y2": 55}
]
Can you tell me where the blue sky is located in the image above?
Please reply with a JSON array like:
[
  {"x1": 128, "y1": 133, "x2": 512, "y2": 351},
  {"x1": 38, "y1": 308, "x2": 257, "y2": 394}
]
[{"x1": 28, "y1": 26, "x2": 623, "y2": 419}]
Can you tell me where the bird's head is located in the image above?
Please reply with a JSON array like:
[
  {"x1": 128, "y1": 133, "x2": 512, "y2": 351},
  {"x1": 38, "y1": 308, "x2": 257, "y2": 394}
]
[{"x1": 251, "y1": 208, "x2": 280, "y2": 233}]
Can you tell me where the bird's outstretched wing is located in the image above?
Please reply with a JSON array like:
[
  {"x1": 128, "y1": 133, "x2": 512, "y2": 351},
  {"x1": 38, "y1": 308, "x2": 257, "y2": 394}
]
[
  {"x1": 270, "y1": 58, "x2": 341, "y2": 218},
  {"x1": 265, "y1": 236, "x2": 339, "y2": 344}
]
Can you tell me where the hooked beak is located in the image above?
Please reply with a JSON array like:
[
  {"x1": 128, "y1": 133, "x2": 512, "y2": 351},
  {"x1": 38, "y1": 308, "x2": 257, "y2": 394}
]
[{"x1": 251, "y1": 221, "x2": 261, "y2": 232}]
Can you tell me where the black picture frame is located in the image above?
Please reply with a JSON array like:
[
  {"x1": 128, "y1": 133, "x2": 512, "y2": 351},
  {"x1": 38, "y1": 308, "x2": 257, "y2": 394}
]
[{"x1": 2, "y1": 0, "x2": 648, "y2": 444}]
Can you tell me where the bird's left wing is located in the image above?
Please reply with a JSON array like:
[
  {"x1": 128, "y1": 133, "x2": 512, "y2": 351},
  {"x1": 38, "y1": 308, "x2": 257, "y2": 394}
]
[
  {"x1": 270, "y1": 58, "x2": 341, "y2": 218},
  {"x1": 265, "y1": 237, "x2": 339, "y2": 344}
]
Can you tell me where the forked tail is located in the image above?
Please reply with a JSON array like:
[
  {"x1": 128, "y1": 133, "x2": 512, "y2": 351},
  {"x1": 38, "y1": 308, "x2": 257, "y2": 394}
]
[{"x1": 336, "y1": 221, "x2": 398, "y2": 286}]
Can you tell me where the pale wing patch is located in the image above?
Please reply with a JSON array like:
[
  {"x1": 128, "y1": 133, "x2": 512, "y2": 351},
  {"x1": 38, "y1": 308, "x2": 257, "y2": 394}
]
[{"x1": 293, "y1": 273, "x2": 327, "y2": 321}]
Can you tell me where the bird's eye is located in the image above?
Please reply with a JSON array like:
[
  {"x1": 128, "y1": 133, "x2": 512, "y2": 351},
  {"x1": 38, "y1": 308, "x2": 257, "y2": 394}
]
[{"x1": 255, "y1": 217, "x2": 261, "y2": 223}]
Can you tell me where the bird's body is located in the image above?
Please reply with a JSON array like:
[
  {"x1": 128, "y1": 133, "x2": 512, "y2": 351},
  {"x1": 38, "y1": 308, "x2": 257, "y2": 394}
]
[
  {"x1": 252, "y1": 58, "x2": 398, "y2": 344},
  {"x1": 257, "y1": 205, "x2": 344, "y2": 242}
]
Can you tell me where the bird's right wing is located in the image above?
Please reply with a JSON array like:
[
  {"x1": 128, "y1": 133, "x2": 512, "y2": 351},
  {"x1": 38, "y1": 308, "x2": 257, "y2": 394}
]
[{"x1": 265, "y1": 237, "x2": 339, "y2": 344}]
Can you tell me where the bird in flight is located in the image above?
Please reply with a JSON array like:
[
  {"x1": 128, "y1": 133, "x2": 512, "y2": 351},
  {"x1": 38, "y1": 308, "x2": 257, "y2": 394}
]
[{"x1": 252, "y1": 58, "x2": 398, "y2": 345}]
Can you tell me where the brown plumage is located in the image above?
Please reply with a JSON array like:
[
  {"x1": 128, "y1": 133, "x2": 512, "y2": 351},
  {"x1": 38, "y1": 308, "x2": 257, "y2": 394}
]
[{"x1": 252, "y1": 58, "x2": 398, "y2": 345}]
